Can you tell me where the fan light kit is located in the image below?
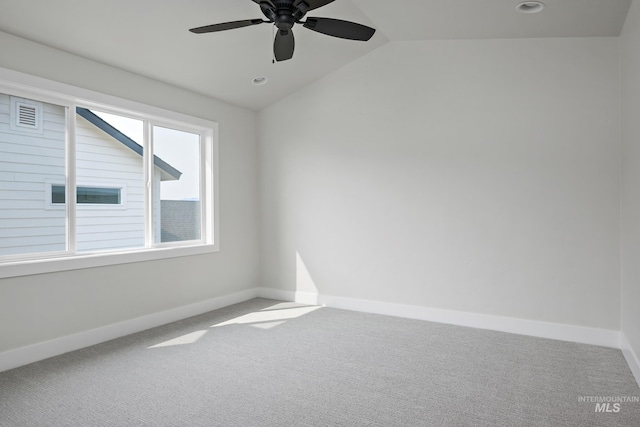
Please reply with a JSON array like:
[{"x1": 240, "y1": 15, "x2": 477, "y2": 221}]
[
  {"x1": 516, "y1": 1, "x2": 545, "y2": 14},
  {"x1": 189, "y1": 0, "x2": 376, "y2": 62}
]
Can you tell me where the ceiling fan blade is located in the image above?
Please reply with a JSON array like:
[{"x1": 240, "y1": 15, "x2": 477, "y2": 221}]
[
  {"x1": 294, "y1": 0, "x2": 335, "y2": 11},
  {"x1": 274, "y1": 29, "x2": 295, "y2": 62},
  {"x1": 252, "y1": 0, "x2": 274, "y2": 6},
  {"x1": 189, "y1": 19, "x2": 266, "y2": 34},
  {"x1": 303, "y1": 17, "x2": 375, "y2": 41}
]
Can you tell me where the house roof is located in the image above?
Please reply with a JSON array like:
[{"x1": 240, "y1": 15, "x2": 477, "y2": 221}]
[{"x1": 76, "y1": 107, "x2": 182, "y2": 181}]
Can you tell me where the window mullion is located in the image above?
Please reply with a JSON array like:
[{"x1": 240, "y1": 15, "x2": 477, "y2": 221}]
[
  {"x1": 66, "y1": 105, "x2": 77, "y2": 254},
  {"x1": 203, "y1": 132, "x2": 214, "y2": 244},
  {"x1": 144, "y1": 120, "x2": 154, "y2": 247},
  {"x1": 199, "y1": 134, "x2": 207, "y2": 244},
  {"x1": 212, "y1": 131, "x2": 218, "y2": 245}
]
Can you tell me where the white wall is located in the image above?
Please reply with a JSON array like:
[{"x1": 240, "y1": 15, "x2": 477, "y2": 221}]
[
  {"x1": 259, "y1": 37, "x2": 621, "y2": 330},
  {"x1": 0, "y1": 25, "x2": 628, "y2": 361},
  {"x1": 621, "y1": 0, "x2": 640, "y2": 371},
  {"x1": 0, "y1": 31, "x2": 260, "y2": 352}
]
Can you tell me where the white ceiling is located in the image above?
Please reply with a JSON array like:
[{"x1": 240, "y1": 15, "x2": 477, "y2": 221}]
[
  {"x1": 353, "y1": 0, "x2": 633, "y2": 40},
  {"x1": 0, "y1": 0, "x2": 632, "y2": 111}
]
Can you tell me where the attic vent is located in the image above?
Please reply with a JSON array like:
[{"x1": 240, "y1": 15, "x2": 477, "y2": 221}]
[
  {"x1": 10, "y1": 96, "x2": 44, "y2": 134},
  {"x1": 17, "y1": 104, "x2": 38, "y2": 127}
]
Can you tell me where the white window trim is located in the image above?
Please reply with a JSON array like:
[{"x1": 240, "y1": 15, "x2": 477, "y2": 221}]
[{"x1": 0, "y1": 67, "x2": 219, "y2": 280}]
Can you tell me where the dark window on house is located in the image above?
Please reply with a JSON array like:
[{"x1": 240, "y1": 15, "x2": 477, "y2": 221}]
[{"x1": 52, "y1": 185, "x2": 121, "y2": 205}]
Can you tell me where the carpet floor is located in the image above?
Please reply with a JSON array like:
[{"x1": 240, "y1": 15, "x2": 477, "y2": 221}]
[{"x1": 1, "y1": 298, "x2": 639, "y2": 426}]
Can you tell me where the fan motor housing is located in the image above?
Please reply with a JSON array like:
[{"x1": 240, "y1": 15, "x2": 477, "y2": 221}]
[
  {"x1": 274, "y1": 1, "x2": 297, "y2": 30},
  {"x1": 275, "y1": 14, "x2": 295, "y2": 30}
]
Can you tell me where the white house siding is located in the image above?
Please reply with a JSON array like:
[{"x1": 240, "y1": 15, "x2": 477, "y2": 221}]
[
  {"x1": 0, "y1": 94, "x2": 66, "y2": 256},
  {"x1": 75, "y1": 115, "x2": 146, "y2": 252},
  {"x1": 0, "y1": 93, "x2": 164, "y2": 256}
]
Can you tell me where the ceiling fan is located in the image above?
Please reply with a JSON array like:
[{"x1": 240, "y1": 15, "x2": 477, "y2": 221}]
[{"x1": 189, "y1": 0, "x2": 376, "y2": 62}]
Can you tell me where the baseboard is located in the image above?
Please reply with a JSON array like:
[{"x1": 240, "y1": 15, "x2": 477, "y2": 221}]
[
  {"x1": 256, "y1": 287, "x2": 296, "y2": 302},
  {"x1": 294, "y1": 291, "x2": 321, "y2": 305},
  {"x1": 257, "y1": 289, "x2": 320, "y2": 305},
  {"x1": 257, "y1": 288, "x2": 621, "y2": 349},
  {"x1": 0, "y1": 287, "x2": 259, "y2": 373},
  {"x1": 319, "y1": 294, "x2": 621, "y2": 348},
  {"x1": 1, "y1": 287, "x2": 628, "y2": 376},
  {"x1": 621, "y1": 333, "x2": 640, "y2": 388}
]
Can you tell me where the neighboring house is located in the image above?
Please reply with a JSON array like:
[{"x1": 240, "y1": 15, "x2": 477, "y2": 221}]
[
  {"x1": 160, "y1": 200, "x2": 201, "y2": 242},
  {"x1": 0, "y1": 94, "x2": 183, "y2": 256}
]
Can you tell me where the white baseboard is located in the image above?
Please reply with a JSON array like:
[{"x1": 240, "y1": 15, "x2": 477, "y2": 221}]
[
  {"x1": 319, "y1": 294, "x2": 621, "y2": 348},
  {"x1": 1, "y1": 286, "x2": 630, "y2": 380},
  {"x1": 621, "y1": 333, "x2": 640, "y2": 388},
  {"x1": 0, "y1": 288, "x2": 259, "y2": 373},
  {"x1": 254, "y1": 288, "x2": 318, "y2": 305},
  {"x1": 257, "y1": 288, "x2": 621, "y2": 349},
  {"x1": 256, "y1": 287, "x2": 295, "y2": 302},
  {"x1": 293, "y1": 291, "x2": 320, "y2": 305}
]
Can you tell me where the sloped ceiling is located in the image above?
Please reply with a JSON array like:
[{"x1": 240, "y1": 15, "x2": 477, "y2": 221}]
[{"x1": 0, "y1": 0, "x2": 632, "y2": 111}]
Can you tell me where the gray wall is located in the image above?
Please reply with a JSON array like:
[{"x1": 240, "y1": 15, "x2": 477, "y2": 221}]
[
  {"x1": 259, "y1": 37, "x2": 621, "y2": 330},
  {"x1": 0, "y1": 31, "x2": 260, "y2": 352},
  {"x1": 621, "y1": 0, "x2": 640, "y2": 370}
]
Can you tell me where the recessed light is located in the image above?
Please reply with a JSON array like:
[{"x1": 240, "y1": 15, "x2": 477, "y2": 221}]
[
  {"x1": 516, "y1": 1, "x2": 545, "y2": 14},
  {"x1": 252, "y1": 76, "x2": 268, "y2": 86}
]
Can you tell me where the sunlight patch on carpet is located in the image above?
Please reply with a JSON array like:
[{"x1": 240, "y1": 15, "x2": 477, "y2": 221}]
[
  {"x1": 211, "y1": 305, "x2": 321, "y2": 329},
  {"x1": 148, "y1": 330, "x2": 208, "y2": 348}
]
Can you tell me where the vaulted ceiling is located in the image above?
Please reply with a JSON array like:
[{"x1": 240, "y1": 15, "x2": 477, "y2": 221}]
[{"x1": 0, "y1": 0, "x2": 632, "y2": 110}]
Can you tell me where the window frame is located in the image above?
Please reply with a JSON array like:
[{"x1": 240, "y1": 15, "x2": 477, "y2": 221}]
[
  {"x1": 47, "y1": 183, "x2": 127, "y2": 208},
  {"x1": 0, "y1": 67, "x2": 219, "y2": 279}
]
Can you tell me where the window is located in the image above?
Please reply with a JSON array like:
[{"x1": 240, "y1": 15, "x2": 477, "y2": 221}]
[
  {"x1": 52, "y1": 185, "x2": 122, "y2": 205},
  {"x1": 152, "y1": 125, "x2": 201, "y2": 243},
  {"x1": 0, "y1": 75, "x2": 218, "y2": 276},
  {"x1": 74, "y1": 109, "x2": 145, "y2": 252}
]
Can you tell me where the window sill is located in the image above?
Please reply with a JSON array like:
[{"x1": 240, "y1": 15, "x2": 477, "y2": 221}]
[{"x1": 0, "y1": 244, "x2": 219, "y2": 279}]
